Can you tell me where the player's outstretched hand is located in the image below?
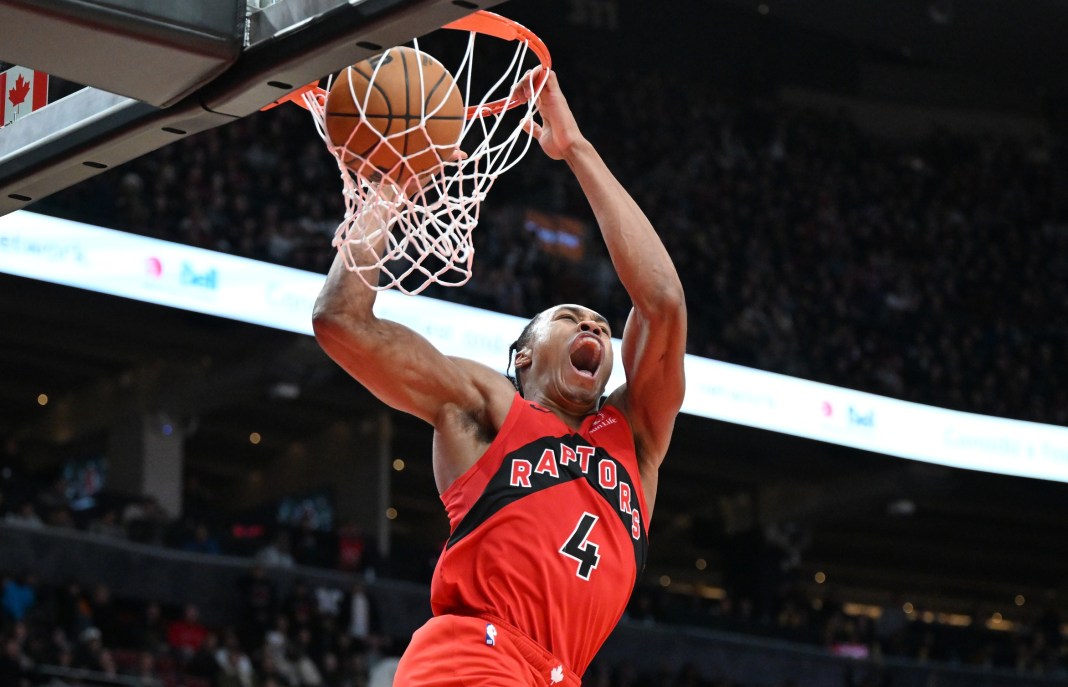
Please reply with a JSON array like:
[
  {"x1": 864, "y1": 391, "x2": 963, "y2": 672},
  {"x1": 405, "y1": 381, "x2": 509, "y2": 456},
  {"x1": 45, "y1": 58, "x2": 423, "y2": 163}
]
[{"x1": 521, "y1": 67, "x2": 585, "y2": 161}]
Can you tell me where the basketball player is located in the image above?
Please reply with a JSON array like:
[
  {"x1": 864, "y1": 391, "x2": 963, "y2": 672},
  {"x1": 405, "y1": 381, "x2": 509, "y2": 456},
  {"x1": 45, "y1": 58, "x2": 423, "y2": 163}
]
[{"x1": 312, "y1": 67, "x2": 686, "y2": 686}]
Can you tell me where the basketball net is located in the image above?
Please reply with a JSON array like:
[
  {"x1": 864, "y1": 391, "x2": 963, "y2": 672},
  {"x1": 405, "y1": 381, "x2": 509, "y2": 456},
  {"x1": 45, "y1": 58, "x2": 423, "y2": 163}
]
[{"x1": 295, "y1": 13, "x2": 550, "y2": 295}]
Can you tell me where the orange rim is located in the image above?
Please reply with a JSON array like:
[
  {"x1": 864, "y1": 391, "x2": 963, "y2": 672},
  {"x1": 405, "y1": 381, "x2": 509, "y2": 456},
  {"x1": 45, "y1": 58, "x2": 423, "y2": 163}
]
[
  {"x1": 260, "y1": 10, "x2": 551, "y2": 117},
  {"x1": 442, "y1": 11, "x2": 551, "y2": 119},
  {"x1": 259, "y1": 82, "x2": 324, "y2": 112}
]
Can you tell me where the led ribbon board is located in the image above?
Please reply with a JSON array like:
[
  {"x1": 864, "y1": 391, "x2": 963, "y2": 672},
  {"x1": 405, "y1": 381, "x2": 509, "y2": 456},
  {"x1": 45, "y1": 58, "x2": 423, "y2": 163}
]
[{"x1": 2, "y1": 211, "x2": 1067, "y2": 482}]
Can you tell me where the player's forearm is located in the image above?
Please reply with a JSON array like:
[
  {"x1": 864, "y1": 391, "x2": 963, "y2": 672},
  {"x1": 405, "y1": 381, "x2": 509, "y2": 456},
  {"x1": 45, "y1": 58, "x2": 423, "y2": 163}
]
[
  {"x1": 312, "y1": 198, "x2": 392, "y2": 326},
  {"x1": 312, "y1": 250, "x2": 378, "y2": 325},
  {"x1": 565, "y1": 140, "x2": 684, "y2": 312}
]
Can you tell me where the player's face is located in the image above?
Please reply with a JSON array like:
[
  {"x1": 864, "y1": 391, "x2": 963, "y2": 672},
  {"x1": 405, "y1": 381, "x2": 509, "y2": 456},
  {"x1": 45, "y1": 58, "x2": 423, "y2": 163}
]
[{"x1": 528, "y1": 304, "x2": 614, "y2": 406}]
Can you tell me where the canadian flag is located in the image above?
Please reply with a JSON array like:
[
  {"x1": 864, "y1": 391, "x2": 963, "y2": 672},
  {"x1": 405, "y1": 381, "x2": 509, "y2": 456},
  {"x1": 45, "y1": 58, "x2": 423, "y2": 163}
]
[{"x1": 1, "y1": 66, "x2": 48, "y2": 127}]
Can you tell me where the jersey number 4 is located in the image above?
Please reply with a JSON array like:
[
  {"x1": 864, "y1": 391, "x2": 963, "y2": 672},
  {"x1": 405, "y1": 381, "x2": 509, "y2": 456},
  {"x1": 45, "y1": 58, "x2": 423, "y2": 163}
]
[{"x1": 560, "y1": 513, "x2": 600, "y2": 580}]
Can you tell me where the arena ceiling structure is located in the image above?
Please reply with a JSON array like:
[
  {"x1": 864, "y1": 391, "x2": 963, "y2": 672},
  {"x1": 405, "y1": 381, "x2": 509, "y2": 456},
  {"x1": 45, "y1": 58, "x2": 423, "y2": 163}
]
[
  {"x1": 713, "y1": 0, "x2": 1068, "y2": 93},
  {"x1": 1, "y1": 0, "x2": 1067, "y2": 627}
]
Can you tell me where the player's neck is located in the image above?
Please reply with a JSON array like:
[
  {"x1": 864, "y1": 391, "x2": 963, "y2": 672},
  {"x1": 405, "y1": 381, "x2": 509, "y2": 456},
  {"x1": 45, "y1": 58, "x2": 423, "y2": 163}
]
[{"x1": 526, "y1": 393, "x2": 596, "y2": 431}]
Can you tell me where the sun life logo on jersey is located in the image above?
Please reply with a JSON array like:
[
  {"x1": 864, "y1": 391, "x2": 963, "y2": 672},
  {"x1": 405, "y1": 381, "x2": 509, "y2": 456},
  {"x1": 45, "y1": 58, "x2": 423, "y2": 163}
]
[{"x1": 589, "y1": 412, "x2": 617, "y2": 433}]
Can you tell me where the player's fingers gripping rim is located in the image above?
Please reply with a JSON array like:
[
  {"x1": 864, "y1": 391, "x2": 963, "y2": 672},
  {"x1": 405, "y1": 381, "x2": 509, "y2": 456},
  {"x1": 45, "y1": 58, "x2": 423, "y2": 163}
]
[{"x1": 521, "y1": 116, "x2": 542, "y2": 140}]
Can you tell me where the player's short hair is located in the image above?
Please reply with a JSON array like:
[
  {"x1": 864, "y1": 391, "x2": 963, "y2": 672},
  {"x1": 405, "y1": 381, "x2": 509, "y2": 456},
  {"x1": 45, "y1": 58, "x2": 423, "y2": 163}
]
[{"x1": 506, "y1": 310, "x2": 545, "y2": 397}]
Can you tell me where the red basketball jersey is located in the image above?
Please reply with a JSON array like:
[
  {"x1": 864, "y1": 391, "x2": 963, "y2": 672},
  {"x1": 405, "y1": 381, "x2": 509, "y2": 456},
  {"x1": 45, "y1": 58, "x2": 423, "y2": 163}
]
[{"x1": 430, "y1": 393, "x2": 650, "y2": 676}]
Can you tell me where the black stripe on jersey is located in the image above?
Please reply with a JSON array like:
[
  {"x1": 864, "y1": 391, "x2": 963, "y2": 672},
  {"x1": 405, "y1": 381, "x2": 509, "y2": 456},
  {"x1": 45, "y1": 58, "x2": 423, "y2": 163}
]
[{"x1": 446, "y1": 434, "x2": 648, "y2": 573}]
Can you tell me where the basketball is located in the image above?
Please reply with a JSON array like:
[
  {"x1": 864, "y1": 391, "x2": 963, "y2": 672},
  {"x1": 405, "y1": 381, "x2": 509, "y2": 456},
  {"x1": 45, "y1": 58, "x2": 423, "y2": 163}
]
[{"x1": 324, "y1": 46, "x2": 465, "y2": 187}]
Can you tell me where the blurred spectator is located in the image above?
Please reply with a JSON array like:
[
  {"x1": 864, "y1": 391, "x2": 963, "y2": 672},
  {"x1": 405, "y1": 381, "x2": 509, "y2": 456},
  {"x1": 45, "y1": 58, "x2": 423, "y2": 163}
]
[
  {"x1": 215, "y1": 629, "x2": 255, "y2": 687},
  {"x1": 237, "y1": 564, "x2": 278, "y2": 650},
  {"x1": 318, "y1": 651, "x2": 342, "y2": 687},
  {"x1": 185, "y1": 630, "x2": 221, "y2": 680},
  {"x1": 40, "y1": 627, "x2": 72, "y2": 667},
  {"x1": 341, "y1": 581, "x2": 379, "y2": 652},
  {"x1": 88, "y1": 584, "x2": 119, "y2": 644},
  {"x1": 53, "y1": 580, "x2": 93, "y2": 640},
  {"x1": 257, "y1": 533, "x2": 296, "y2": 569},
  {"x1": 283, "y1": 580, "x2": 317, "y2": 639},
  {"x1": 277, "y1": 640, "x2": 323, "y2": 687},
  {"x1": 0, "y1": 635, "x2": 31, "y2": 687},
  {"x1": 35, "y1": 478, "x2": 70, "y2": 519},
  {"x1": 264, "y1": 615, "x2": 290, "y2": 662},
  {"x1": 131, "y1": 601, "x2": 169, "y2": 655},
  {"x1": 3, "y1": 504, "x2": 42, "y2": 529},
  {"x1": 0, "y1": 575, "x2": 36, "y2": 624},
  {"x1": 259, "y1": 653, "x2": 289, "y2": 687},
  {"x1": 184, "y1": 522, "x2": 223, "y2": 555},
  {"x1": 313, "y1": 581, "x2": 344, "y2": 623},
  {"x1": 134, "y1": 652, "x2": 160, "y2": 685},
  {"x1": 71, "y1": 626, "x2": 107, "y2": 672},
  {"x1": 123, "y1": 495, "x2": 170, "y2": 545},
  {"x1": 292, "y1": 516, "x2": 329, "y2": 568},
  {"x1": 167, "y1": 604, "x2": 210, "y2": 661},
  {"x1": 43, "y1": 507, "x2": 75, "y2": 529},
  {"x1": 335, "y1": 522, "x2": 368, "y2": 574},
  {"x1": 88, "y1": 508, "x2": 125, "y2": 538}
]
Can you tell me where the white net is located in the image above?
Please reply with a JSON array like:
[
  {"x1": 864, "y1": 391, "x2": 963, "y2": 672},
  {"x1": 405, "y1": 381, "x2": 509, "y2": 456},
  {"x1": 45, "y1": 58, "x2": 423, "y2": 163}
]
[{"x1": 303, "y1": 24, "x2": 547, "y2": 295}]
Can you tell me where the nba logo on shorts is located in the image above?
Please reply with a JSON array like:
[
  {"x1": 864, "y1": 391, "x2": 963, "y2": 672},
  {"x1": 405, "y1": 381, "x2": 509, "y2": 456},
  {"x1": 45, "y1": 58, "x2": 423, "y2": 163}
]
[{"x1": 485, "y1": 623, "x2": 497, "y2": 646}]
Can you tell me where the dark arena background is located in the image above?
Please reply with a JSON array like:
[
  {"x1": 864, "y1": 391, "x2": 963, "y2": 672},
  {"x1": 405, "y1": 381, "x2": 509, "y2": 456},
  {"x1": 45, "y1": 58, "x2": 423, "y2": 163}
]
[{"x1": 1, "y1": 1, "x2": 1067, "y2": 686}]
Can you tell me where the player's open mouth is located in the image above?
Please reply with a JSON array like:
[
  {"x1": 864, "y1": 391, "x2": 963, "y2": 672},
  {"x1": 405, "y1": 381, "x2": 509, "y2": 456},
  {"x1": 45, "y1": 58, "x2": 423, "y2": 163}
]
[{"x1": 569, "y1": 336, "x2": 603, "y2": 379}]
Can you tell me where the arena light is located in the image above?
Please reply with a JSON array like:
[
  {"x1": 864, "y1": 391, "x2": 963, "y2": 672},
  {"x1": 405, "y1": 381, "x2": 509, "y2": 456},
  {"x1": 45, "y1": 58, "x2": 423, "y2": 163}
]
[{"x1": 3, "y1": 210, "x2": 1068, "y2": 483}]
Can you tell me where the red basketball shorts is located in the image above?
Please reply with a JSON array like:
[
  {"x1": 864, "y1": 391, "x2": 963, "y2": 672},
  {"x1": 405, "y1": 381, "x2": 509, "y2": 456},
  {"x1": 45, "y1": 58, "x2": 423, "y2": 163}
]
[{"x1": 393, "y1": 614, "x2": 582, "y2": 687}]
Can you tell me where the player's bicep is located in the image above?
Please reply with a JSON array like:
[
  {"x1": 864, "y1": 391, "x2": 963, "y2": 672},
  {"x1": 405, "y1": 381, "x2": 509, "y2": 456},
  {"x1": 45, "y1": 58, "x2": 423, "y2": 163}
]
[
  {"x1": 313, "y1": 312, "x2": 483, "y2": 425},
  {"x1": 615, "y1": 304, "x2": 687, "y2": 460}
]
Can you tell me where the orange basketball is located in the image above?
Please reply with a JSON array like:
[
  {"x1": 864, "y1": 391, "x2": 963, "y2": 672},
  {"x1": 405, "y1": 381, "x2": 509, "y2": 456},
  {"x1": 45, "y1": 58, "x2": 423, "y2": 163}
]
[{"x1": 324, "y1": 46, "x2": 465, "y2": 187}]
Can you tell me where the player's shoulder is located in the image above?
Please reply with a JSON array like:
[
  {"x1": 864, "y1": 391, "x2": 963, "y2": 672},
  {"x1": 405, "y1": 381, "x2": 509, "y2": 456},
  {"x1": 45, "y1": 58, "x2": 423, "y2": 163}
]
[
  {"x1": 447, "y1": 357, "x2": 518, "y2": 408},
  {"x1": 447, "y1": 357, "x2": 514, "y2": 390}
]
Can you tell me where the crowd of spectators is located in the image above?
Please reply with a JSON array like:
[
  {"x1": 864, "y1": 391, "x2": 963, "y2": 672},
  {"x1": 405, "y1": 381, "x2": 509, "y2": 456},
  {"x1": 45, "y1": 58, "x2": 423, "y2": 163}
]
[
  {"x1": 1, "y1": 567, "x2": 787, "y2": 687},
  {"x1": 626, "y1": 582, "x2": 1066, "y2": 678},
  {"x1": 0, "y1": 566, "x2": 392, "y2": 687},
  {"x1": 37, "y1": 67, "x2": 1068, "y2": 427},
  {"x1": 0, "y1": 453, "x2": 384, "y2": 583},
  {"x1": 1, "y1": 557, "x2": 1065, "y2": 687},
  {"x1": 2, "y1": 450, "x2": 1065, "y2": 685}
]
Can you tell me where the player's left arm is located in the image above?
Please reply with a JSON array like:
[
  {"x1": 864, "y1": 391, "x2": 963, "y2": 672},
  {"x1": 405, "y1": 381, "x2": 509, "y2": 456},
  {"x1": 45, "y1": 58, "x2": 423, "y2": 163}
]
[{"x1": 526, "y1": 69, "x2": 687, "y2": 483}]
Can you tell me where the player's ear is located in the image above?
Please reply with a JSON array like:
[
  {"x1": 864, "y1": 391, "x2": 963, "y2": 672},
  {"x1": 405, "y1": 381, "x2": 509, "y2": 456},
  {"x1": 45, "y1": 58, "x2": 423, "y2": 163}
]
[{"x1": 514, "y1": 347, "x2": 532, "y2": 371}]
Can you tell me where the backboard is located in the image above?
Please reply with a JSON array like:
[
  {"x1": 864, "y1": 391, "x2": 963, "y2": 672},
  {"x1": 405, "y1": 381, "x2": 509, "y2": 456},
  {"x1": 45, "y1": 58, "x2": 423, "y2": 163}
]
[{"x1": 0, "y1": 0, "x2": 505, "y2": 217}]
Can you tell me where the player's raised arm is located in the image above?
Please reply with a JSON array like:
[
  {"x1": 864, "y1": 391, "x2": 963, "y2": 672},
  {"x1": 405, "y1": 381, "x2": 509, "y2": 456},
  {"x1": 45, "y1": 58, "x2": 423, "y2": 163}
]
[
  {"x1": 311, "y1": 189, "x2": 512, "y2": 430},
  {"x1": 525, "y1": 69, "x2": 687, "y2": 474}
]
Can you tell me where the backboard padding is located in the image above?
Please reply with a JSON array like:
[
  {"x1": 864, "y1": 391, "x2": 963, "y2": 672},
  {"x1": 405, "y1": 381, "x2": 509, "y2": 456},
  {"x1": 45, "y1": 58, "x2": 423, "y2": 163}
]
[
  {"x1": 0, "y1": 0, "x2": 505, "y2": 218},
  {"x1": 0, "y1": 0, "x2": 245, "y2": 107}
]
